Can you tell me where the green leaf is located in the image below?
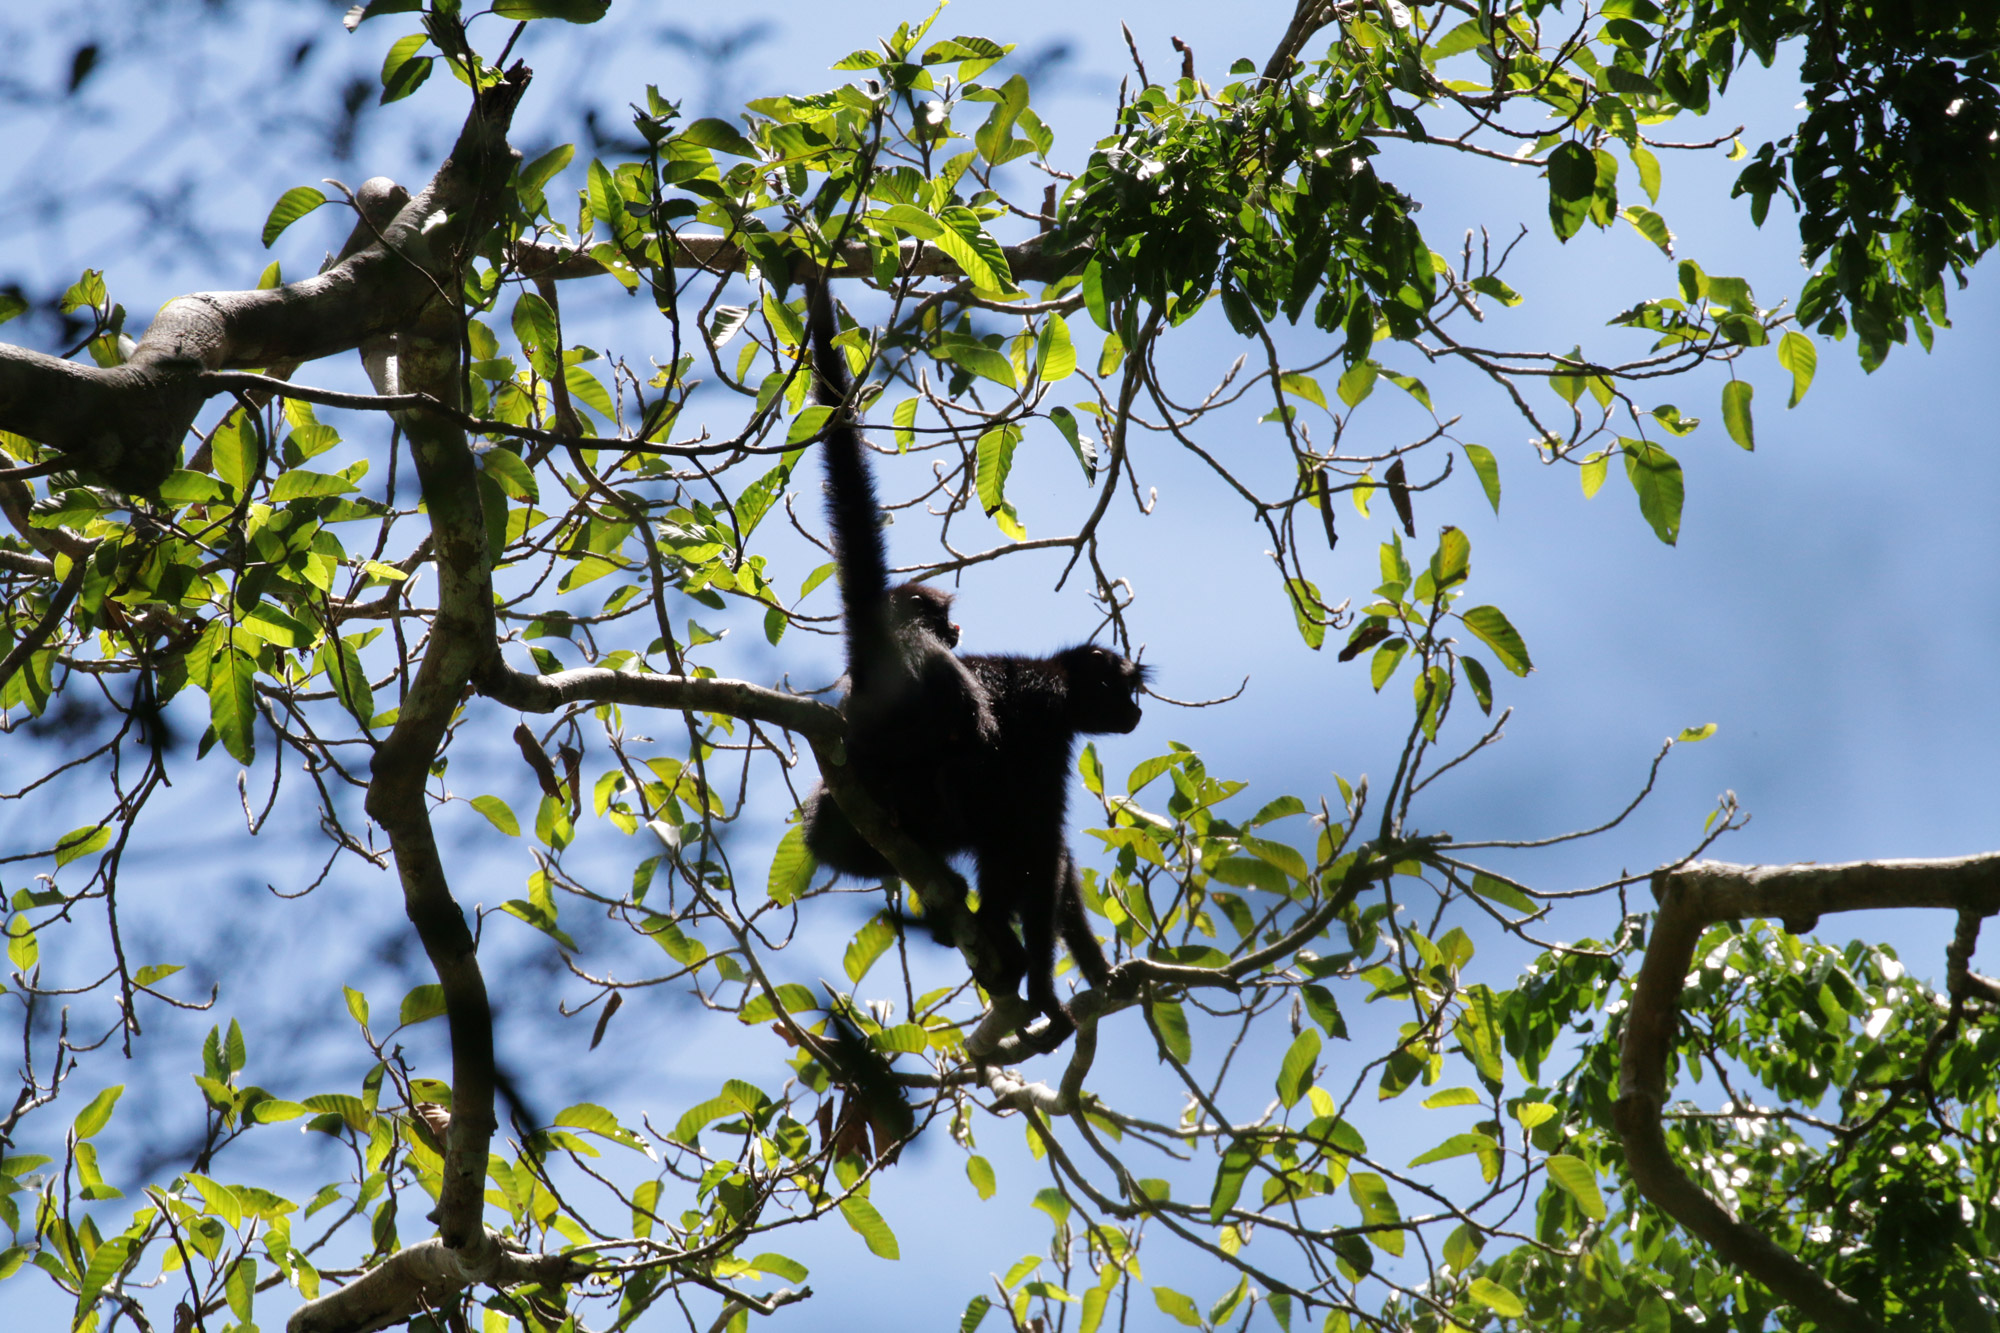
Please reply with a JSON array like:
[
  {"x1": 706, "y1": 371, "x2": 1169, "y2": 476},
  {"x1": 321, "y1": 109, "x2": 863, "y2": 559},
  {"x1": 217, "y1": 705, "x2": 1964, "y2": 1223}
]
[
  {"x1": 875, "y1": 203, "x2": 943, "y2": 239},
  {"x1": 1149, "y1": 997, "x2": 1192, "y2": 1062},
  {"x1": 211, "y1": 410, "x2": 260, "y2": 496},
  {"x1": 1545, "y1": 1153, "x2": 1607, "y2": 1219},
  {"x1": 1347, "y1": 1172, "x2": 1404, "y2": 1254},
  {"x1": 975, "y1": 424, "x2": 1019, "y2": 527},
  {"x1": 1546, "y1": 141, "x2": 1596, "y2": 240},
  {"x1": 1282, "y1": 372, "x2": 1329, "y2": 411},
  {"x1": 1619, "y1": 205, "x2": 1674, "y2": 256},
  {"x1": 1154, "y1": 1286, "x2": 1204, "y2": 1327},
  {"x1": 1285, "y1": 577, "x2": 1327, "y2": 650},
  {"x1": 480, "y1": 448, "x2": 539, "y2": 502},
  {"x1": 1047, "y1": 406, "x2": 1098, "y2": 481},
  {"x1": 1578, "y1": 448, "x2": 1609, "y2": 498},
  {"x1": 71, "y1": 1085, "x2": 124, "y2": 1139},
  {"x1": 1407, "y1": 1131, "x2": 1500, "y2": 1169},
  {"x1": 398, "y1": 984, "x2": 447, "y2": 1026},
  {"x1": 207, "y1": 648, "x2": 257, "y2": 765},
  {"x1": 1458, "y1": 606, "x2": 1532, "y2": 676},
  {"x1": 378, "y1": 40, "x2": 432, "y2": 104},
  {"x1": 512, "y1": 291, "x2": 558, "y2": 353},
  {"x1": 891, "y1": 397, "x2": 919, "y2": 449},
  {"x1": 748, "y1": 1252, "x2": 809, "y2": 1283},
  {"x1": 0, "y1": 292, "x2": 26, "y2": 326},
  {"x1": 786, "y1": 404, "x2": 835, "y2": 447},
  {"x1": 844, "y1": 913, "x2": 896, "y2": 983},
  {"x1": 940, "y1": 336, "x2": 1018, "y2": 390},
  {"x1": 53, "y1": 823, "x2": 111, "y2": 869},
  {"x1": 242, "y1": 601, "x2": 314, "y2": 648},
  {"x1": 1469, "y1": 1277, "x2": 1526, "y2": 1318},
  {"x1": 966, "y1": 1154, "x2": 997, "y2": 1200},
  {"x1": 1777, "y1": 330, "x2": 1817, "y2": 407},
  {"x1": 470, "y1": 795, "x2": 519, "y2": 836},
  {"x1": 768, "y1": 824, "x2": 815, "y2": 905},
  {"x1": 226, "y1": 1256, "x2": 256, "y2": 1322},
  {"x1": 262, "y1": 186, "x2": 327, "y2": 247},
  {"x1": 301, "y1": 1092, "x2": 370, "y2": 1132},
  {"x1": 1276, "y1": 1029, "x2": 1321, "y2": 1109},
  {"x1": 493, "y1": 0, "x2": 611, "y2": 19},
  {"x1": 1468, "y1": 871, "x2": 1534, "y2": 914},
  {"x1": 932, "y1": 207, "x2": 1014, "y2": 293},
  {"x1": 555, "y1": 1103, "x2": 650, "y2": 1151},
  {"x1": 1630, "y1": 142, "x2": 1662, "y2": 202},
  {"x1": 74, "y1": 1236, "x2": 131, "y2": 1320},
  {"x1": 1463, "y1": 444, "x2": 1500, "y2": 513},
  {"x1": 5, "y1": 912, "x2": 35, "y2": 964},
  {"x1": 1721, "y1": 379, "x2": 1754, "y2": 450},
  {"x1": 270, "y1": 468, "x2": 358, "y2": 501},
  {"x1": 1430, "y1": 526, "x2": 1470, "y2": 589},
  {"x1": 838, "y1": 1194, "x2": 900, "y2": 1259},
  {"x1": 158, "y1": 470, "x2": 223, "y2": 505},
  {"x1": 1036, "y1": 313, "x2": 1075, "y2": 383},
  {"x1": 1208, "y1": 1141, "x2": 1255, "y2": 1222},
  {"x1": 1335, "y1": 361, "x2": 1377, "y2": 408},
  {"x1": 1621, "y1": 438, "x2": 1684, "y2": 545},
  {"x1": 517, "y1": 142, "x2": 574, "y2": 198}
]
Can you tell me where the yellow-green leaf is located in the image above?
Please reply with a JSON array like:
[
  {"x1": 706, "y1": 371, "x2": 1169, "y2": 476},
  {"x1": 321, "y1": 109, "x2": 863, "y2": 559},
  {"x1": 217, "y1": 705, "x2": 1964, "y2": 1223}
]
[
  {"x1": 1777, "y1": 330, "x2": 1817, "y2": 407},
  {"x1": 1276, "y1": 1029, "x2": 1320, "y2": 1108},
  {"x1": 838, "y1": 1194, "x2": 900, "y2": 1259},
  {"x1": 72, "y1": 1085, "x2": 124, "y2": 1139},
  {"x1": 1545, "y1": 1153, "x2": 1606, "y2": 1219},
  {"x1": 1470, "y1": 1277, "x2": 1525, "y2": 1317},
  {"x1": 768, "y1": 824, "x2": 815, "y2": 905},
  {"x1": 1036, "y1": 313, "x2": 1075, "y2": 383},
  {"x1": 470, "y1": 795, "x2": 520, "y2": 836},
  {"x1": 398, "y1": 984, "x2": 447, "y2": 1026},
  {"x1": 262, "y1": 186, "x2": 328, "y2": 248},
  {"x1": 1721, "y1": 379, "x2": 1754, "y2": 450}
]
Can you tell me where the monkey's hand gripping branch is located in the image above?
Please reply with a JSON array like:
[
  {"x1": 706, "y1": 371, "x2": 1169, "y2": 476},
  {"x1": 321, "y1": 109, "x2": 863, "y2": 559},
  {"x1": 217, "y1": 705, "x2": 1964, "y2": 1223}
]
[{"x1": 1617, "y1": 854, "x2": 2000, "y2": 1333}]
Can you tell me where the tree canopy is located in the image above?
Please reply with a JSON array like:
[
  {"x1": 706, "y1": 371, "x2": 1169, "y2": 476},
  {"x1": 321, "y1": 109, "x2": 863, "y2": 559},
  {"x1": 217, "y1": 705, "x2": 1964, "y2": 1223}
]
[{"x1": 2, "y1": 2, "x2": 1999, "y2": 1332}]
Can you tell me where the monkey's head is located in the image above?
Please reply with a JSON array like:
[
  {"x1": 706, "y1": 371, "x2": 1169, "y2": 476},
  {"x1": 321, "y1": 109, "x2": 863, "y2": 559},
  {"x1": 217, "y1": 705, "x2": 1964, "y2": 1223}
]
[
  {"x1": 889, "y1": 581, "x2": 960, "y2": 647},
  {"x1": 1058, "y1": 645, "x2": 1149, "y2": 734}
]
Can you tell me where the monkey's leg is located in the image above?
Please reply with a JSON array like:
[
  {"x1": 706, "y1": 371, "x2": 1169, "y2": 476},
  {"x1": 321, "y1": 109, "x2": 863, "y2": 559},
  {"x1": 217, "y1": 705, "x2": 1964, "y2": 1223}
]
[
  {"x1": 1054, "y1": 850, "x2": 1111, "y2": 988},
  {"x1": 802, "y1": 785, "x2": 898, "y2": 879}
]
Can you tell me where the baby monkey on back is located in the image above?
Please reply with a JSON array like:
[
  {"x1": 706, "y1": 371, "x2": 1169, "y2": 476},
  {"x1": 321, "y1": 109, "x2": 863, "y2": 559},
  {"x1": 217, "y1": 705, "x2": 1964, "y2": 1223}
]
[{"x1": 800, "y1": 284, "x2": 1149, "y2": 1046}]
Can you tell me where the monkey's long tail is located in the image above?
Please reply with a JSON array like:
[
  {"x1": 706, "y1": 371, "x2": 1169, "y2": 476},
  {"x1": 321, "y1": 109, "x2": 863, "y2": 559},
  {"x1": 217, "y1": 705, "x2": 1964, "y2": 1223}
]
[{"x1": 808, "y1": 282, "x2": 895, "y2": 692}]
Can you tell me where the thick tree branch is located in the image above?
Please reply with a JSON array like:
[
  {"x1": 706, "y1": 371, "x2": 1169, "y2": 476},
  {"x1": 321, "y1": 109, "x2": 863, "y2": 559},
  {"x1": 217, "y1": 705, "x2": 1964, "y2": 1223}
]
[
  {"x1": 344, "y1": 67, "x2": 530, "y2": 1276},
  {"x1": 285, "y1": 1237, "x2": 587, "y2": 1333},
  {"x1": 0, "y1": 67, "x2": 530, "y2": 492},
  {"x1": 1616, "y1": 855, "x2": 2000, "y2": 1333},
  {"x1": 477, "y1": 660, "x2": 839, "y2": 737}
]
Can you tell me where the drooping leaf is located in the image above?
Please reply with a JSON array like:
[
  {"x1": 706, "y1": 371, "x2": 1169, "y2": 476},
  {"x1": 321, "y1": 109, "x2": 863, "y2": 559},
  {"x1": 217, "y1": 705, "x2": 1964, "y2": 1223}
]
[{"x1": 838, "y1": 1194, "x2": 900, "y2": 1259}]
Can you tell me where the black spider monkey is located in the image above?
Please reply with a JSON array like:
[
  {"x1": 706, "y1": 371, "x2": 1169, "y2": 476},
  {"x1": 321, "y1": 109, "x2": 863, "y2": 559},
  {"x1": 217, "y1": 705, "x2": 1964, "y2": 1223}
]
[{"x1": 799, "y1": 282, "x2": 1150, "y2": 1046}]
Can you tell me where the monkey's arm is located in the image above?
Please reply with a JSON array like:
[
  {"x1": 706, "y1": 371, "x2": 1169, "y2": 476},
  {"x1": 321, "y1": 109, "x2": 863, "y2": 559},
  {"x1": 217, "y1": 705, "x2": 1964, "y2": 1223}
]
[{"x1": 939, "y1": 652, "x2": 1000, "y2": 745}]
